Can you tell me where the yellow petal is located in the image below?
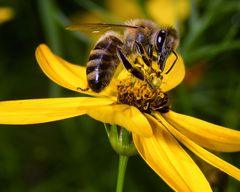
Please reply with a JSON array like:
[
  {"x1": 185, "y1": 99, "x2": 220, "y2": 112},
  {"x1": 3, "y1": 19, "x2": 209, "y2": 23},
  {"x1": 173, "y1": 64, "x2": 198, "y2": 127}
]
[
  {"x1": 163, "y1": 111, "x2": 240, "y2": 152},
  {"x1": 35, "y1": 44, "x2": 93, "y2": 95},
  {"x1": 35, "y1": 44, "x2": 118, "y2": 97},
  {"x1": 87, "y1": 105, "x2": 153, "y2": 137},
  {"x1": 161, "y1": 53, "x2": 185, "y2": 92},
  {"x1": 0, "y1": 97, "x2": 114, "y2": 124},
  {"x1": 155, "y1": 112, "x2": 240, "y2": 181},
  {"x1": 35, "y1": 44, "x2": 86, "y2": 91},
  {"x1": 133, "y1": 114, "x2": 212, "y2": 192}
]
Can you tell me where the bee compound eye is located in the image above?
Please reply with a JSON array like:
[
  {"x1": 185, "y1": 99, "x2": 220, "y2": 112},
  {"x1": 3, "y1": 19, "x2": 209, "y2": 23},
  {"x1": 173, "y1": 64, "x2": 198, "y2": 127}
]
[{"x1": 156, "y1": 30, "x2": 166, "y2": 51}]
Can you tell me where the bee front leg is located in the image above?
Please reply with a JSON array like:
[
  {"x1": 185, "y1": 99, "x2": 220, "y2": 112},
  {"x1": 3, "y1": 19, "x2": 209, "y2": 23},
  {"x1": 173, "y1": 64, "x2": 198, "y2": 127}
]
[
  {"x1": 164, "y1": 50, "x2": 178, "y2": 74},
  {"x1": 135, "y1": 41, "x2": 151, "y2": 67},
  {"x1": 116, "y1": 48, "x2": 144, "y2": 81},
  {"x1": 147, "y1": 44, "x2": 153, "y2": 60}
]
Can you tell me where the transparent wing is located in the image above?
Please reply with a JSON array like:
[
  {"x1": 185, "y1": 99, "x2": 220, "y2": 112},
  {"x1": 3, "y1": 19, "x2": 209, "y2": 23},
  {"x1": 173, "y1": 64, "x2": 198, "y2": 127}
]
[{"x1": 66, "y1": 23, "x2": 140, "y2": 34}]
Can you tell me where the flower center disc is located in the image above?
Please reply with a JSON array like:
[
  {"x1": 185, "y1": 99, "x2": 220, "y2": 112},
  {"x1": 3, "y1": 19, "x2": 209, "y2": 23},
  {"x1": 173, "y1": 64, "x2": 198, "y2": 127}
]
[{"x1": 117, "y1": 78, "x2": 170, "y2": 113}]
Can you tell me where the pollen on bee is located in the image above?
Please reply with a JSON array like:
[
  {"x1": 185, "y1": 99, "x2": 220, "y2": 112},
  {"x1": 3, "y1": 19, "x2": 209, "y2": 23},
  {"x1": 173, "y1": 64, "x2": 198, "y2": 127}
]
[{"x1": 117, "y1": 77, "x2": 170, "y2": 113}]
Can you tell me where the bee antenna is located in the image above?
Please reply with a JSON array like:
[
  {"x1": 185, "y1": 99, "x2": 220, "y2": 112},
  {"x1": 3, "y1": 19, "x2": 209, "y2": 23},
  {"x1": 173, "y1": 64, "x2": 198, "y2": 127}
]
[{"x1": 165, "y1": 50, "x2": 178, "y2": 74}]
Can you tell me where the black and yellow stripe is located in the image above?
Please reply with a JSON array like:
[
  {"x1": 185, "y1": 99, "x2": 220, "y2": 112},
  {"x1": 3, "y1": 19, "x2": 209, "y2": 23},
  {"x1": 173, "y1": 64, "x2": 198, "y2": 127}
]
[{"x1": 86, "y1": 34, "x2": 123, "y2": 92}]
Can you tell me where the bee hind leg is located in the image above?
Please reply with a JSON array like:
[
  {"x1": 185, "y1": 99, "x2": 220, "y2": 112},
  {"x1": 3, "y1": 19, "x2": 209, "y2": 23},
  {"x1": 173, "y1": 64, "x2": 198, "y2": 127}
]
[
  {"x1": 116, "y1": 48, "x2": 144, "y2": 81},
  {"x1": 76, "y1": 87, "x2": 89, "y2": 92}
]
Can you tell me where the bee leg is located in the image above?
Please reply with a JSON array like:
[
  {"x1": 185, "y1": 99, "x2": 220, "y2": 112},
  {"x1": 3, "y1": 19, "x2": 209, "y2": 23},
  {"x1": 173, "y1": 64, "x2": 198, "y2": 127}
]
[
  {"x1": 158, "y1": 54, "x2": 166, "y2": 72},
  {"x1": 165, "y1": 50, "x2": 178, "y2": 74},
  {"x1": 135, "y1": 41, "x2": 151, "y2": 67},
  {"x1": 117, "y1": 48, "x2": 144, "y2": 81},
  {"x1": 147, "y1": 44, "x2": 153, "y2": 60},
  {"x1": 77, "y1": 87, "x2": 89, "y2": 92}
]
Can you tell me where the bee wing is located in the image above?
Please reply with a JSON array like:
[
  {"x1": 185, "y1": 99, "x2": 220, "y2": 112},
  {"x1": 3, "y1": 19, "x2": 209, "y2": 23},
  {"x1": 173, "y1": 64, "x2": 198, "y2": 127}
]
[{"x1": 66, "y1": 23, "x2": 140, "y2": 34}]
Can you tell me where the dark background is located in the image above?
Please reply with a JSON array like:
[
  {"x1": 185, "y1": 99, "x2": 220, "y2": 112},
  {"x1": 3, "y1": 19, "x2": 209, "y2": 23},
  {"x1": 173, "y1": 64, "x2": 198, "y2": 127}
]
[{"x1": 0, "y1": 0, "x2": 239, "y2": 191}]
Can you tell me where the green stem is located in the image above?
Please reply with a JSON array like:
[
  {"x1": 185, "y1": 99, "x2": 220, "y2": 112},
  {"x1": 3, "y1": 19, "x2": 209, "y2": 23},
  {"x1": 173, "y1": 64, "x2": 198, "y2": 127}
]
[
  {"x1": 37, "y1": 0, "x2": 62, "y2": 97},
  {"x1": 116, "y1": 155, "x2": 128, "y2": 192},
  {"x1": 38, "y1": 0, "x2": 62, "y2": 54}
]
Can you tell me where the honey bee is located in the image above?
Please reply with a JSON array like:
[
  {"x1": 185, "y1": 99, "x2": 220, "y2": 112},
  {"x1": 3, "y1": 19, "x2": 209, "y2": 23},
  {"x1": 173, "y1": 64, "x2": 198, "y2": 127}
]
[{"x1": 67, "y1": 19, "x2": 179, "y2": 93}]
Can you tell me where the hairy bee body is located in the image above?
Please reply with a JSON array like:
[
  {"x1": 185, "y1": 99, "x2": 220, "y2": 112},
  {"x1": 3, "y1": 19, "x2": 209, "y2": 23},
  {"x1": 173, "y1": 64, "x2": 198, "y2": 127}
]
[
  {"x1": 81, "y1": 19, "x2": 178, "y2": 92},
  {"x1": 122, "y1": 20, "x2": 158, "y2": 54},
  {"x1": 86, "y1": 32, "x2": 123, "y2": 92}
]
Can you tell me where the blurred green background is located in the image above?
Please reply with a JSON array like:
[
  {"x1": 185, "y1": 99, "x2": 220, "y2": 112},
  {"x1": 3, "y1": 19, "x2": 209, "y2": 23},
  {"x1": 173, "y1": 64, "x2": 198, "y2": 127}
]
[{"x1": 0, "y1": 0, "x2": 240, "y2": 191}]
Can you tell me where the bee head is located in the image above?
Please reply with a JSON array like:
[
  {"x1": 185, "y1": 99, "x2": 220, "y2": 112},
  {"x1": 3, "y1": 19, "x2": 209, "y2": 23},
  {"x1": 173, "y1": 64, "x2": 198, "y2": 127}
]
[
  {"x1": 153, "y1": 28, "x2": 178, "y2": 72},
  {"x1": 155, "y1": 28, "x2": 178, "y2": 52}
]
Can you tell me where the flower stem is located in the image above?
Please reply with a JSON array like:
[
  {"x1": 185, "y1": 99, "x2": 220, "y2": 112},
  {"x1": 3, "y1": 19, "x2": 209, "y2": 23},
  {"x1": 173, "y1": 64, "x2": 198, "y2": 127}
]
[
  {"x1": 104, "y1": 125, "x2": 135, "y2": 191},
  {"x1": 37, "y1": 0, "x2": 62, "y2": 97},
  {"x1": 116, "y1": 155, "x2": 128, "y2": 192}
]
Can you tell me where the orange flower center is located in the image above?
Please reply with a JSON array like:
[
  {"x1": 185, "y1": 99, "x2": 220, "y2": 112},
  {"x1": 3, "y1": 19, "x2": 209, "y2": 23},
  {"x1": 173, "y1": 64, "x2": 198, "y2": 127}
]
[{"x1": 117, "y1": 77, "x2": 170, "y2": 113}]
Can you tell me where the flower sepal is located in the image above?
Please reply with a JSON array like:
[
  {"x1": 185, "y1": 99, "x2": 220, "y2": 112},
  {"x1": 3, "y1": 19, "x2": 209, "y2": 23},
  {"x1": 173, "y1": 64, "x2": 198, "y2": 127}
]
[{"x1": 105, "y1": 124, "x2": 137, "y2": 156}]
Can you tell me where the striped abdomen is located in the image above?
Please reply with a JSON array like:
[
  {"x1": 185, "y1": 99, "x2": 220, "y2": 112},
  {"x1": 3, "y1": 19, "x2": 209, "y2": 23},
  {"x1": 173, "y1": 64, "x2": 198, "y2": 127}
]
[{"x1": 86, "y1": 32, "x2": 123, "y2": 92}]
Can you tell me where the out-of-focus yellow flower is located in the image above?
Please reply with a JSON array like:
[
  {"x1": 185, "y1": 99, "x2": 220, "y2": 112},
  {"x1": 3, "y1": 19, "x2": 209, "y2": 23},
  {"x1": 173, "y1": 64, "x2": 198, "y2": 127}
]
[
  {"x1": 0, "y1": 7, "x2": 14, "y2": 24},
  {"x1": 75, "y1": 0, "x2": 190, "y2": 26},
  {"x1": 146, "y1": 0, "x2": 190, "y2": 26},
  {"x1": 0, "y1": 44, "x2": 239, "y2": 192},
  {"x1": 106, "y1": 0, "x2": 142, "y2": 20}
]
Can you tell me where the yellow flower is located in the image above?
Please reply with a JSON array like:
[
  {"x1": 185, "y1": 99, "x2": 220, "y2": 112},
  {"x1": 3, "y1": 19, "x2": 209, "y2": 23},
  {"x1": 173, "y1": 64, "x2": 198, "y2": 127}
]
[
  {"x1": 0, "y1": 44, "x2": 239, "y2": 191},
  {"x1": 0, "y1": 7, "x2": 14, "y2": 24},
  {"x1": 106, "y1": 0, "x2": 144, "y2": 21},
  {"x1": 146, "y1": 0, "x2": 190, "y2": 26},
  {"x1": 77, "y1": 0, "x2": 190, "y2": 26}
]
